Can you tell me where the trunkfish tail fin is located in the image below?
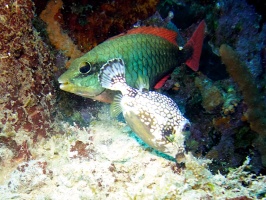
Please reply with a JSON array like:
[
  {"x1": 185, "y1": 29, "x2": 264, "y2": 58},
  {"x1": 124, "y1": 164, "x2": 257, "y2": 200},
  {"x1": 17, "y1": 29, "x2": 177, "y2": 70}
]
[
  {"x1": 99, "y1": 58, "x2": 127, "y2": 91},
  {"x1": 184, "y1": 20, "x2": 206, "y2": 71}
]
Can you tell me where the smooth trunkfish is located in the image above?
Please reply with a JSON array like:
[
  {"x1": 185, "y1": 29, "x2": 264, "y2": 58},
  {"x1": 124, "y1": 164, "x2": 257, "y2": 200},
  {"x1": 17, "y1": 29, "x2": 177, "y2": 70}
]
[{"x1": 98, "y1": 58, "x2": 190, "y2": 162}]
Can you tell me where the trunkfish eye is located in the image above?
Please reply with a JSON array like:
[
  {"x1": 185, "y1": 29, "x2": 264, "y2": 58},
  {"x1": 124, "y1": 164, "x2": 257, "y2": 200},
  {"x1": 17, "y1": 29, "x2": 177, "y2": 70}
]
[{"x1": 79, "y1": 62, "x2": 91, "y2": 74}]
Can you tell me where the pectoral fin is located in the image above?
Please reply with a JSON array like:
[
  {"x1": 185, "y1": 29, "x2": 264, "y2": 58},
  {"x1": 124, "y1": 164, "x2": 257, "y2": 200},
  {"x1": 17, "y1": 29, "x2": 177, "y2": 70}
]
[{"x1": 110, "y1": 94, "x2": 123, "y2": 118}]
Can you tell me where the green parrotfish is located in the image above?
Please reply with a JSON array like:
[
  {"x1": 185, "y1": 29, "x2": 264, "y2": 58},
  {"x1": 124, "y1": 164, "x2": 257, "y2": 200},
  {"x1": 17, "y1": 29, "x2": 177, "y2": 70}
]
[
  {"x1": 58, "y1": 21, "x2": 206, "y2": 103},
  {"x1": 98, "y1": 58, "x2": 190, "y2": 161}
]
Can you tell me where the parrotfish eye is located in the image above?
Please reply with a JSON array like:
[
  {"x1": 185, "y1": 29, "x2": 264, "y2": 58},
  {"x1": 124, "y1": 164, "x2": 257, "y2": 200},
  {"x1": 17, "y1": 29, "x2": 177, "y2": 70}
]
[
  {"x1": 182, "y1": 123, "x2": 190, "y2": 132},
  {"x1": 79, "y1": 62, "x2": 91, "y2": 74}
]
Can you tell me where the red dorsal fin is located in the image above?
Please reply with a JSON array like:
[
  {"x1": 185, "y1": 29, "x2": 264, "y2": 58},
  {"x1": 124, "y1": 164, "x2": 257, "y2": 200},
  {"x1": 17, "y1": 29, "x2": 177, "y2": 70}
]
[
  {"x1": 185, "y1": 20, "x2": 206, "y2": 71},
  {"x1": 154, "y1": 74, "x2": 171, "y2": 90},
  {"x1": 110, "y1": 27, "x2": 178, "y2": 46}
]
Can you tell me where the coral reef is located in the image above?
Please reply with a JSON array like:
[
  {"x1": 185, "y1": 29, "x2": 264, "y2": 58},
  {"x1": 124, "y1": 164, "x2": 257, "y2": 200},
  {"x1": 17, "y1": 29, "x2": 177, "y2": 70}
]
[
  {"x1": 7, "y1": 160, "x2": 52, "y2": 193},
  {"x1": 0, "y1": 0, "x2": 58, "y2": 141},
  {"x1": 155, "y1": 0, "x2": 266, "y2": 172},
  {"x1": 195, "y1": 75, "x2": 224, "y2": 112},
  {"x1": 194, "y1": 74, "x2": 241, "y2": 114},
  {"x1": 163, "y1": 63, "x2": 255, "y2": 173},
  {"x1": 210, "y1": 0, "x2": 266, "y2": 77},
  {"x1": 29, "y1": 0, "x2": 266, "y2": 175},
  {"x1": 0, "y1": 119, "x2": 265, "y2": 199},
  {"x1": 40, "y1": 0, "x2": 160, "y2": 57},
  {"x1": 220, "y1": 44, "x2": 266, "y2": 167},
  {"x1": 0, "y1": 0, "x2": 265, "y2": 198},
  {"x1": 62, "y1": 0, "x2": 160, "y2": 52}
]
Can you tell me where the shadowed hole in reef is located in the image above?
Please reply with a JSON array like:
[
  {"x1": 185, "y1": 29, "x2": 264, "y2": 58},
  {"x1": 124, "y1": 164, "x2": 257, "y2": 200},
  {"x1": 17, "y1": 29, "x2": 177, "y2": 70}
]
[{"x1": 57, "y1": 91, "x2": 103, "y2": 126}]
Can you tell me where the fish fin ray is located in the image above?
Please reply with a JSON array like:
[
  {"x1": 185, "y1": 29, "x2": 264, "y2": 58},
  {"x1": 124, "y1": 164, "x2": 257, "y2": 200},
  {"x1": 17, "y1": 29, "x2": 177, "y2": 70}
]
[
  {"x1": 110, "y1": 94, "x2": 123, "y2": 118},
  {"x1": 110, "y1": 27, "x2": 178, "y2": 46},
  {"x1": 136, "y1": 76, "x2": 150, "y2": 91},
  {"x1": 98, "y1": 58, "x2": 126, "y2": 91},
  {"x1": 184, "y1": 20, "x2": 206, "y2": 71}
]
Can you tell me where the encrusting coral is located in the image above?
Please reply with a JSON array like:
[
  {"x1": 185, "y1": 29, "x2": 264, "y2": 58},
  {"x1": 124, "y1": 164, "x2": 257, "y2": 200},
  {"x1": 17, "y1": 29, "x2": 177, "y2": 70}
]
[
  {"x1": 194, "y1": 75, "x2": 224, "y2": 112},
  {"x1": 0, "y1": 0, "x2": 60, "y2": 163},
  {"x1": 219, "y1": 44, "x2": 266, "y2": 166},
  {"x1": 40, "y1": 0, "x2": 83, "y2": 65}
]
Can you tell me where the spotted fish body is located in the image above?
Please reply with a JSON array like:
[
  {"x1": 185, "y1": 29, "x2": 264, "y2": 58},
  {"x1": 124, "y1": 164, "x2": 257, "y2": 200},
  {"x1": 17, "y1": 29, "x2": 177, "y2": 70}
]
[
  {"x1": 58, "y1": 21, "x2": 205, "y2": 103},
  {"x1": 99, "y1": 58, "x2": 190, "y2": 159}
]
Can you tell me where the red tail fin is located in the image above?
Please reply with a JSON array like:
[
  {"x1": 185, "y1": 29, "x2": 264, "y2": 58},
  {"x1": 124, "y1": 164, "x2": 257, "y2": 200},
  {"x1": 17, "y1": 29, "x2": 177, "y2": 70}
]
[{"x1": 184, "y1": 20, "x2": 206, "y2": 71}]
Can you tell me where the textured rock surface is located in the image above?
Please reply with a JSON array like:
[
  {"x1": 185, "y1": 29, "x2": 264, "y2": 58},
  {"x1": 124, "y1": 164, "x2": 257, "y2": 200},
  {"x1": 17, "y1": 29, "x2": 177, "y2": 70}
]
[
  {"x1": 0, "y1": 0, "x2": 58, "y2": 140},
  {"x1": 0, "y1": 118, "x2": 265, "y2": 199}
]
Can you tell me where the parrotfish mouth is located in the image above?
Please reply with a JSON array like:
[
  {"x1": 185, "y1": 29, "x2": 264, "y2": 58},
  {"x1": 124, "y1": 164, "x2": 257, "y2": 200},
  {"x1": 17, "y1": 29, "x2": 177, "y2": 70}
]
[{"x1": 58, "y1": 81, "x2": 115, "y2": 103}]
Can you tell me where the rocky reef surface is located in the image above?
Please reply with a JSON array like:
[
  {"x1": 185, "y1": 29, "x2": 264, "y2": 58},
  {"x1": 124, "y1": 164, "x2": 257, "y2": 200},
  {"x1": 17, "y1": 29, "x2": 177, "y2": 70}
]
[
  {"x1": 1, "y1": 111, "x2": 265, "y2": 199},
  {"x1": 0, "y1": 0, "x2": 59, "y2": 148}
]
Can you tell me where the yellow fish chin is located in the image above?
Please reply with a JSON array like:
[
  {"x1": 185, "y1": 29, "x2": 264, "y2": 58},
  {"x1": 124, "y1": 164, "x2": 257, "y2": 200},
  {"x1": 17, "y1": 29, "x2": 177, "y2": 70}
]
[
  {"x1": 59, "y1": 82, "x2": 116, "y2": 103},
  {"x1": 59, "y1": 81, "x2": 103, "y2": 97}
]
